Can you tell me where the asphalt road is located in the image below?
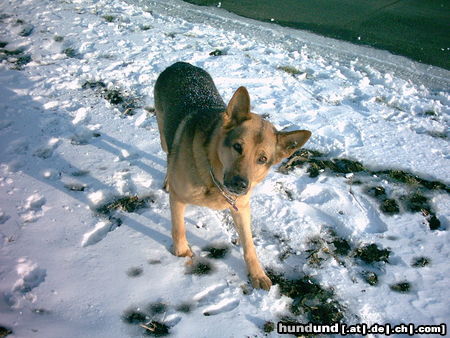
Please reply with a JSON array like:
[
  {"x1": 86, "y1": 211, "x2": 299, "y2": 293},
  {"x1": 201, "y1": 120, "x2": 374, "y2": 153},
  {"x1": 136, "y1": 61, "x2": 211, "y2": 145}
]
[{"x1": 184, "y1": 0, "x2": 450, "y2": 70}]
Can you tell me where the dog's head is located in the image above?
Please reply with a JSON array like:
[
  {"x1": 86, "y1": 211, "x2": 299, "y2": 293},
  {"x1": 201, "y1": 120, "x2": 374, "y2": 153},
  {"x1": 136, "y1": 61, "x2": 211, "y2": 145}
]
[{"x1": 216, "y1": 86, "x2": 311, "y2": 196}]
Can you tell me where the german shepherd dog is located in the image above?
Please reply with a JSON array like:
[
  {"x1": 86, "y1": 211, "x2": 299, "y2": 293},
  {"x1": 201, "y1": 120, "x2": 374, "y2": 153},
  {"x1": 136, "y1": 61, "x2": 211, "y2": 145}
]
[{"x1": 154, "y1": 62, "x2": 311, "y2": 290}]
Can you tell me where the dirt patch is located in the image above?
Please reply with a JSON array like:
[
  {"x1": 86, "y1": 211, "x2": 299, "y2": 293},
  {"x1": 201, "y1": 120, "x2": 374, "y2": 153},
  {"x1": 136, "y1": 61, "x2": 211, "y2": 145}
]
[
  {"x1": 366, "y1": 186, "x2": 386, "y2": 198},
  {"x1": 379, "y1": 198, "x2": 400, "y2": 215},
  {"x1": 400, "y1": 192, "x2": 441, "y2": 230},
  {"x1": 175, "y1": 302, "x2": 193, "y2": 313},
  {"x1": 102, "y1": 15, "x2": 116, "y2": 22},
  {"x1": 361, "y1": 271, "x2": 378, "y2": 286},
  {"x1": 402, "y1": 192, "x2": 430, "y2": 212},
  {"x1": 122, "y1": 307, "x2": 170, "y2": 336},
  {"x1": 267, "y1": 270, "x2": 346, "y2": 324},
  {"x1": 96, "y1": 195, "x2": 154, "y2": 215},
  {"x1": 411, "y1": 257, "x2": 431, "y2": 268},
  {"x1": 209, "y1": 49, "x2": 225, "y2": 56},
  {"x1": 427, "y1": 215, "x2": 441, "y2": 230},
  {"x1": 277, "y1": 65, "x2": 307, "y2": 78},
  {"x1": 186, "y1": 258, "x2": 214, "y2": 275},
  {"x1": 0, "y1": 45, "x2": 32, "y2": 69},
  {"x1": 147, "y1": 302, "x2": 168, "y2": 315},
  {"x1": 122, "y1": 308, "x2": 148, "y2": 324},
  {"x1": 0, "y1": 326, "x2": 13, "y2": 337},
  {"x1": 82, "y1": 80, "x2": 106, "y2": 90},
  {"x1": 354, "y1": 243, "x2": 390, "y2": 264},
  {"x1": 202, "y1": 243, "x2": 230, "y2": 259},
  {"x1": 279, "y1": 148, "x2": 447, "y2": 229},
  {"x1": 279, "y1": 149, "x2": 367, "y2": 178},
  {"x1": 127, "y1": 266, "x2": 144, "y2": 278},
  {"x1": 304, "y1": 230, "x2": 352, "y2": 267},
  {"x1": 280, "y1": 148, "x2": 449, "y2": 192},
  {"x1": 148, "y1": 259, "x2": 161, "y2": 265},
  {"x1": 63, "y1": 47, "x2": 78, "y2": 58},
  {"x1": 141, "y1": 321, "x2": 170, "y2": 337},
  {"x1": 263, "y1": 321, "x2": 275, "y2": 333},
  {"x1": 82, "y1": 80, "x2": 142, "y2": 115},
  {"x1": 275, "y1": 182, "x2": 294, "y2": 201},
  {"x1": 331, "y1": 237, "x2": 351, "y2": 256},
  {"x1": 390, "y1": 281, "x2": 411, "y2": 293}
]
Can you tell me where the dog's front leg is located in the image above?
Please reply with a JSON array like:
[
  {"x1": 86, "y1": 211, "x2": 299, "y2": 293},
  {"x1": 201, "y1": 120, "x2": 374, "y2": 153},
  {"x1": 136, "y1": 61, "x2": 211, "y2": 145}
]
[
  {"x1": 231, "y1": 205, "x2": 272, "y2": 290},
  {"x1": 169, "y1": 191, "x2": 193, "y2": 257}
]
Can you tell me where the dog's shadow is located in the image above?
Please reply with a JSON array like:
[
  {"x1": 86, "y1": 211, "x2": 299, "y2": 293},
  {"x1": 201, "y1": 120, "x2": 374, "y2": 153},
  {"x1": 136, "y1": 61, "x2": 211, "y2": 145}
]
[
  {"x1": 1, "y1": 70, "x2": 167, "y2": 246},
  {"x1": 2, "y1": 70, "x2": 247, "y2": 275}
]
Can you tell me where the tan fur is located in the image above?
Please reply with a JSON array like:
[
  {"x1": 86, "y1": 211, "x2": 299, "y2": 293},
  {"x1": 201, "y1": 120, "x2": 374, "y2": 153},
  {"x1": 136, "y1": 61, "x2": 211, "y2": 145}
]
[{"x1": 155, "y1": 66, "x2": 311, "y2": 290}]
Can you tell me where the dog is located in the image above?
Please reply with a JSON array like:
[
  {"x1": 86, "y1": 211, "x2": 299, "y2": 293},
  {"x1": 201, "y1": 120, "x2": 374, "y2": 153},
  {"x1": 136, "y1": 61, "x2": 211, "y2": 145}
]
[{"x1": 154, "y1": 62, "x2": 311, "y2": 290}]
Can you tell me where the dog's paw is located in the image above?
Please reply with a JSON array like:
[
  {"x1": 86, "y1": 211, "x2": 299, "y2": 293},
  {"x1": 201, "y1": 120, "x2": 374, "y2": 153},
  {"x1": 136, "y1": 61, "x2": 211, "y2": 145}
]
[
  {"x1": 173, "y1": 244, "x2": 194, "y2": 258},
  {"x1": 250, "y1": 273, "x2": 272, "y2": 291}
]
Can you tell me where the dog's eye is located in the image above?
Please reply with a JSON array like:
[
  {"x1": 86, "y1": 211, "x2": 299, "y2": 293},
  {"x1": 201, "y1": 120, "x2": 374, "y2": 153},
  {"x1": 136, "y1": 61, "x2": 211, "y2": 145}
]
[
  {"x1": 233, "y1": 143, "x2": 242, "y2": 154},
  {"x1": 257, "y1": 155, "x2": 267, "y2": 164}
]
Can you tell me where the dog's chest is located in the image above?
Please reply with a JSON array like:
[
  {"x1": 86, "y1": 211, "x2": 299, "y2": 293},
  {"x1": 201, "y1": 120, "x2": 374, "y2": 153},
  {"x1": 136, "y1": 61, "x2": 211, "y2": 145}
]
[{"x1": 176, "y1": 182, "x2": 230, "y2": 210}]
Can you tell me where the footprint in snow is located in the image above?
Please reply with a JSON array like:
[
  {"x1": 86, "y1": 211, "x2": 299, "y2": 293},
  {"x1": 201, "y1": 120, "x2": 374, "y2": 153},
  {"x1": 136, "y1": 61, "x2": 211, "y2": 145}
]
[
  {"x1": 0, "y1": 210, "x2": 10, "y2": 224},
  {"x1": 192, "y1": 283, "x2": 228, "y2": 304},
  {"x1": 202, "y1": 298, "x2": 240, "y2": 316},
  {"x1": 114, "y1": 170, "x2": 136, "y2": 195},
  {"x1": 72, "y1": 107, "x2": 90, "y2": 125},
  {"x1": 0, "y1": 120, "x2": 13, "y2": 130},
  {"x1": 24, "y1": 193, "x2": 46, "y2": 210},
  {"x1": 70, "y1": 128, "x2": 96, "y2": 145},
  {"x1": 81, "y1": 219, "x2": 119, "y2": 247},
  {"x1": 13, "y1": 258, "x2": 47, "y2": 294},
  {"x1": 115, "y1": 148, "x2": 139, "y2": 162},
  {"x1": 19, "y1": 193, "x2": 46, "y2": 223},
  {"x1": 192, "y1": 283, "x2": 240, "y2": 316},
  {"x1": 34, "y1": 137, "x2": 61, "y2": 159},
  {"x1": 6, "y1": 137, "x2": 29, "y2": 155}
]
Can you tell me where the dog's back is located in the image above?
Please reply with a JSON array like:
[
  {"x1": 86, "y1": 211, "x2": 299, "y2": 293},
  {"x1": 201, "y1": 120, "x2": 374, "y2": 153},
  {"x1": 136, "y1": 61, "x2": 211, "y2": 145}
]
[{"x1": 154, "y1": 62, "x2": 226, "y2": 153}]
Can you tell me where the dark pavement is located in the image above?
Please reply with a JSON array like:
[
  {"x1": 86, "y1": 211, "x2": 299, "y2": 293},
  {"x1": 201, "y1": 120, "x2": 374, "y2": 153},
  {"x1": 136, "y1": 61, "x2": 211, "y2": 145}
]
[{"x1": 185, "y1": 0, "x2": 450, "y2": 70}]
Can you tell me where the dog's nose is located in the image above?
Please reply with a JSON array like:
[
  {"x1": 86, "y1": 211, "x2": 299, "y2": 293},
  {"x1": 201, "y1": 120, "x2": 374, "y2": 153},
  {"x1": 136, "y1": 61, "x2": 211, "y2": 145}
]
[{"x1": 225, "y1": 175, "x2": 249, "y2": 195}]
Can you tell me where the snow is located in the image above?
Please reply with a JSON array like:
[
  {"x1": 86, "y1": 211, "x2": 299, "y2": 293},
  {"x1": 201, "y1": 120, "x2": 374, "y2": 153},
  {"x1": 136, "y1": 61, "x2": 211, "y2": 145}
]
[{"x1": 0, "y1": 0, "x2": 449, "y2": 336}]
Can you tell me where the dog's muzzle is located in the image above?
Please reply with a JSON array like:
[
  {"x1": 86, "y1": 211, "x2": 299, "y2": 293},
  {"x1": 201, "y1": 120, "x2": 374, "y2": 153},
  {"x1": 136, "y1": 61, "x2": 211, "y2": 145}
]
[{"x1": 224, "y1": 175, "x2": 249, "y2": 195}]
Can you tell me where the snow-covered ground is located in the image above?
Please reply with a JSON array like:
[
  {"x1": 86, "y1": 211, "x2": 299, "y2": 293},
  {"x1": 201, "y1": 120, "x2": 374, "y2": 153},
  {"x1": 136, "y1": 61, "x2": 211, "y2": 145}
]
[{"x1": 0, "y1": 0, "x2": 449, "y2": 336}]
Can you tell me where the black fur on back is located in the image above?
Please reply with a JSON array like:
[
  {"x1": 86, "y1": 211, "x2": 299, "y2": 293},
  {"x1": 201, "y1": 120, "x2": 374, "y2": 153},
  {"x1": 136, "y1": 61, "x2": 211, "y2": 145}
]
[{"x1": 154, "y1": 62, "x2": 226, "y2": 153}]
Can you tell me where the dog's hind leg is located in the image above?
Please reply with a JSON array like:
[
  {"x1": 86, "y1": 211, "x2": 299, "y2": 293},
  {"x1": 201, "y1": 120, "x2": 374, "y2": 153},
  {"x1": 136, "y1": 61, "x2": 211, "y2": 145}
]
[
  {"x1": 154, "y1": 100, "x2": 168, "y2": 153},
  {"x1": 162, "y1": 155, "x2": 170, "y2": 192},
  {"x1": 169, "y1": 191, "x2": 193, "y2": 257},
  {"x1": 155, "y1": 105, "x2": 170, "y2": 191}
]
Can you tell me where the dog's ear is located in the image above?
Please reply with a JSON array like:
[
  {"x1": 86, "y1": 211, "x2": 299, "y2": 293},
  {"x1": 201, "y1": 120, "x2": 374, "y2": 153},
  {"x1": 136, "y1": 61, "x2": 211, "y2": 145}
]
[
  {"x1": 275, "y1": 130, "x2": 312, "y2": 163},
  {"x1": 224, "y1": 87, "x2": 251, "y2": 128}
]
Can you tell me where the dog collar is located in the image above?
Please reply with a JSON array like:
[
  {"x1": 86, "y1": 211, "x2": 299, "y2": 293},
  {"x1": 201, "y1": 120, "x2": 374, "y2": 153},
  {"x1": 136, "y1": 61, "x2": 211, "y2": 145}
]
[{"x1": 209, "y1": 168, "x2": 239, "y2": 212}]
